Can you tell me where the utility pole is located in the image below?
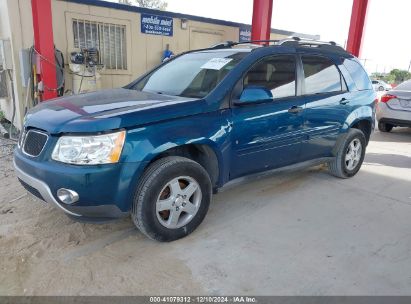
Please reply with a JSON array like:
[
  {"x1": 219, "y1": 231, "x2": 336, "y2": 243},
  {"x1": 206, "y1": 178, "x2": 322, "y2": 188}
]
[
  {"x1": 361, "y1": 58, "x2": 368, "y2": 68},
  {"x1": 408, "y1": 60, "x2": 411, "y2": 72}
]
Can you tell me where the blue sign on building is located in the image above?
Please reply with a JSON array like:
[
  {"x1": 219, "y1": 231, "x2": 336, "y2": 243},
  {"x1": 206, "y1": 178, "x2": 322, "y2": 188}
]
[
  {"x1": 239, "y1": 25, "x2": 251, "y2": 42},
  {"x1": 141, "y1": 13, "x2": 173, "y2": 37}
]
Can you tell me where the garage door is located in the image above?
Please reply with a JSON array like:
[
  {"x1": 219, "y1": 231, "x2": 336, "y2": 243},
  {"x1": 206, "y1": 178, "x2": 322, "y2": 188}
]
[{"x1": 189, "y1": 28, "x2": 225, "y2": 50}]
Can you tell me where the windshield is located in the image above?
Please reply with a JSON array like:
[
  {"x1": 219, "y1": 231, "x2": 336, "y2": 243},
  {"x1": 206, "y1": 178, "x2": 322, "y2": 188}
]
[{"x1": 133, "y1": 50, "x2": 249, "y2": 98}]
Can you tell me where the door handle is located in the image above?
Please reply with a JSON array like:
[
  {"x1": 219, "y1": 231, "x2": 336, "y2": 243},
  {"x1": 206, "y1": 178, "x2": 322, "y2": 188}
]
[
  {"x1": 339, "y1": 98, "x2": 350, "y2": 105},
  {"x1": 288, "y1": 106, "x2": 303, "y2": 114}
]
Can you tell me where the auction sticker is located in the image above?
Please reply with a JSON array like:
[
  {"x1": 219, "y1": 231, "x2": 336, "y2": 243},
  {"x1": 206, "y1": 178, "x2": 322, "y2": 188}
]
[{"x1": 201, "y1": 58, "x2": 233, "y2": 70}]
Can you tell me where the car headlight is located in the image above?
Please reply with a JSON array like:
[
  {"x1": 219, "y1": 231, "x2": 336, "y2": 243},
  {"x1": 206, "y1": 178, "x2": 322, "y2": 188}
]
[{"x1": 52, "y1": 130, "x2": 126, "y2": 165}]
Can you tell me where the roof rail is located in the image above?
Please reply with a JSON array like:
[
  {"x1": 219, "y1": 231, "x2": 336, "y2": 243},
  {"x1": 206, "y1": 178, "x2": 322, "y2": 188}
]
[
  {"x1": 207, "y1": 37, "x2": 351, "y2": 55},
  {"x1": 209, "y1": 40, "x2": 279, "y2": 49},
  {"x1": 278, "y1": 37, "x2": 349, "y2": 54},
  {"x1": 209, "y1": 41, "x2": 237, "y2": 49}
]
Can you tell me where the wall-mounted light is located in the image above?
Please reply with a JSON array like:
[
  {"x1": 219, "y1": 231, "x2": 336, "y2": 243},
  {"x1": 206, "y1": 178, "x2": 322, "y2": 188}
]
[{"x1": 181, "y1": 18, "x2": 188, "y2": 30}]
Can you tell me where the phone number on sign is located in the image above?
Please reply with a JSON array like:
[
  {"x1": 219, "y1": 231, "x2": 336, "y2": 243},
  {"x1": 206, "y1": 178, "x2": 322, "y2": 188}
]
[{"x1": 150, "y1": 297, "x2": 257, "y2": 303}]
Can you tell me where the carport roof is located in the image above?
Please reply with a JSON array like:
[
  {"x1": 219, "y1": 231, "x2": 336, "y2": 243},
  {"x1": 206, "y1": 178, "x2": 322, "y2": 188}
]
[{"x1": 63, "y1": 0, "x2": 320, "y2": 40}]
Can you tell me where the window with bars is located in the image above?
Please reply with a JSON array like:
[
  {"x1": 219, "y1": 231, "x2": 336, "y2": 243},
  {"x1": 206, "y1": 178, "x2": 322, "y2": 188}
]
[
  {"x1": 73, "y1": 19, "x2": 127, "y2": 70},
  {"x1": 0, "y1": 71, "x2": 8, "y2": 98}
]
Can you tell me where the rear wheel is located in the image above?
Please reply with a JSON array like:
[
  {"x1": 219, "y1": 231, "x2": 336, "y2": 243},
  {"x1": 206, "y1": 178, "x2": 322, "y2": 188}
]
[
  {"x1": 378, "y1": 121, "x2": 393, "y2": 132},
  {"x1": 328, "y1": 128, "x2": 366, "y2": 178},
  {"x1": 378, "y1": 86, "x2": 384, "y2": 91},
  {"x1": 131, "y1": 156, "x2": 212, "y2": 242}
]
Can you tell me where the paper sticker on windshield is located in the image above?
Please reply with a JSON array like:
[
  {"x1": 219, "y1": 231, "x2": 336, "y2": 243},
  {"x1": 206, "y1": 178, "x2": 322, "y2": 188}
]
[{"x1": 201, "y1": 58, "x2": 233, "y2": 70}]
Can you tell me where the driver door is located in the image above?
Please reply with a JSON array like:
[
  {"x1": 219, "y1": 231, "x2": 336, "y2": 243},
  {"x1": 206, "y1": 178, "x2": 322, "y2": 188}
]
[{"x1": 230, "y1": 54, "x2": 306, "y2": 179}]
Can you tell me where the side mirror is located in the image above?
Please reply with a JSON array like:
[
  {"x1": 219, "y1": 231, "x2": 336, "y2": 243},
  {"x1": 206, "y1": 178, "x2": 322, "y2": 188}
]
[{"x1": 235, "y1": 86, "x2": 273, "y2": 105}]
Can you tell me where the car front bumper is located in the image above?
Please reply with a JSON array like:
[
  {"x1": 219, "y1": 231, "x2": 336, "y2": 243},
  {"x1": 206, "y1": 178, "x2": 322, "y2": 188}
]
[
  {"x1": 14, "y1": 149, "x2": 145, "y2": 220},
  {"x1": 14, "y1": 158, "x2": 82, "y2": 216}
]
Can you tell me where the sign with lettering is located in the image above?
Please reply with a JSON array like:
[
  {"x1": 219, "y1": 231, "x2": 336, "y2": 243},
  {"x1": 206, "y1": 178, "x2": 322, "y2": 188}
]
[
  {"x1": 141, "y1": 13, "x2": 173, "y2": 37},
  {"x1": 239, "y1": 25, "x2": 251, "y2": 42}
]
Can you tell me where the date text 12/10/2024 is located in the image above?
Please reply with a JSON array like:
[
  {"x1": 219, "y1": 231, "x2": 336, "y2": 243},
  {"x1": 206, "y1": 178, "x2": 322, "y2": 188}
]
[{"x1": 149, "y1": 297, "x2": 257, "y2": 303}]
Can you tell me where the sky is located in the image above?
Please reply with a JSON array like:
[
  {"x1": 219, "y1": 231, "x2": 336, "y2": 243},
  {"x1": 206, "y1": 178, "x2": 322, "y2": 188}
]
[{"x1": 108, "y1": 0, "x2": 411, "y2": 74}]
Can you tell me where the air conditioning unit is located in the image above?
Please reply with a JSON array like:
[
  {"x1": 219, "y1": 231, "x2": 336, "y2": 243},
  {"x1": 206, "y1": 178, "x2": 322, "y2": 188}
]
[{"x1": 0, "y1": 39, "x2": 13, "y2": 70}]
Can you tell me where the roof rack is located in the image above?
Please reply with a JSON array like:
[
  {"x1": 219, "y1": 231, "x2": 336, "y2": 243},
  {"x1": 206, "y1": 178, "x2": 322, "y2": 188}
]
[
  {"x1": 209, "y1": 37, "x2": 350, "y2": 55},
  {"x1": 278, "y1": 37, "x2": 348, "y2": 54},
  {"x1": 209, "y1": 40, "x2": 280, "y2": 49}
]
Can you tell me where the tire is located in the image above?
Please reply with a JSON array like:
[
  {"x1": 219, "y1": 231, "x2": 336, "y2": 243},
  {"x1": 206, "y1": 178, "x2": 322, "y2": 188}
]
[
  {"x1": 378, "y1": 86, "x2": 384, "y2": 91},
  {"x1": 328, "y1": 128, "x2": 366, "y2": 179},
  {"x1": 378, "y1": 121, "x2": 393, "y2": 132},
  {"x1": 131, "y1": 156, "x2": 212, "y2": 242}
]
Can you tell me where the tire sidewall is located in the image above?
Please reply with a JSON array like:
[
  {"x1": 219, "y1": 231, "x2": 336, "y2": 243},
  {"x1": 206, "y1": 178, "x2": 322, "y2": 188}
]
[
  {"x1": 339, "y1": 130, "x2": 366, "y2": 178},
  {"x1": 378, "y1": 121, "x2": 393, "y2": 132},
  {"x1": 137, "y1": 160, "x2": 211, "y2": 241}
]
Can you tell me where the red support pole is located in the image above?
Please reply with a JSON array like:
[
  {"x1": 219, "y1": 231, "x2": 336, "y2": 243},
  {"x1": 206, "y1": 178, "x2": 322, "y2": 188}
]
[
  {"x1": 31, "y1": 0, "x2": 57, "y2": 101},
  {"x1": 346, "y1": 0, "x2": 369, "y2": 57},
  {"x1": 251, "y1": 0, "x2": 273, "y2": 43}
]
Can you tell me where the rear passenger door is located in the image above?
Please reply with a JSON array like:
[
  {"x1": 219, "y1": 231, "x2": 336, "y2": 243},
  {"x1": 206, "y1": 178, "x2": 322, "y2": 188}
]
[{"x1": 299, "y1": 54, "x2": 351, "y2": 161}]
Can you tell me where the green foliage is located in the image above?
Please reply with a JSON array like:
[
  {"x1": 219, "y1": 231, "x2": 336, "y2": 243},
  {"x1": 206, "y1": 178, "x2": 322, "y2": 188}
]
[
  {"x1": 389, "y1": 69, "x2": 411, "y2": 83},
  {"x1": 371, "y1": 69, "x2": 411, "y2": 84},
  {"x1": 0, "y1": 111, "x2": 4, "y2": 122},
  {"x1": 123, "y1": 0, "x2": 168, "y2": 10}
]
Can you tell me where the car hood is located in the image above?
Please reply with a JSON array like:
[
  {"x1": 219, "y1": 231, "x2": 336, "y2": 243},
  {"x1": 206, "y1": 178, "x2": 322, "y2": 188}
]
[{"x1": 25, "y1": 89, "x2": 207, "y2": 134}]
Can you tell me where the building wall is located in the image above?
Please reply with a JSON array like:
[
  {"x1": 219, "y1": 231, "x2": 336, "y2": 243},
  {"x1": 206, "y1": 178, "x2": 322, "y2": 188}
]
[
  {"x1": 0, "y1": 0, "x2": 316, "y2": 130},
  {"x1": 55, "y1": 0, "x2": 241, "y2": 91},
  {"x1": 0, "y1": 0, "x2": 27, "y2": 130}
]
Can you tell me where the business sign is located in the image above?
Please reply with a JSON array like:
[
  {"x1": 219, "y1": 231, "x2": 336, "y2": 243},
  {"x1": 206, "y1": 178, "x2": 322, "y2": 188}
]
[
  {"x1": 141, "y1": 13, "x2": 173, "y2": 37},
  {"x1": 239, "y1": 25, "x2": 251, "y2": 42}
]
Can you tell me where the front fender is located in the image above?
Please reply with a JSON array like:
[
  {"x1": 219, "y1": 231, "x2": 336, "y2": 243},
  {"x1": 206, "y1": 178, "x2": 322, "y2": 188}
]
[{"x1": 122, "y1": 110, "x2": 232, "y2": 185}]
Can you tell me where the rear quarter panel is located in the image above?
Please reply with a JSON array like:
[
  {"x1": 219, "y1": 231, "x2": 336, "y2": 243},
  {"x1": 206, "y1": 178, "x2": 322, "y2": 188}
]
[
  {"x1": 344, "y1": 90, "x2": 375, "y2": 129},
  {"x1": 337, "y1": 56, "x2": 376, "y2": 132}
]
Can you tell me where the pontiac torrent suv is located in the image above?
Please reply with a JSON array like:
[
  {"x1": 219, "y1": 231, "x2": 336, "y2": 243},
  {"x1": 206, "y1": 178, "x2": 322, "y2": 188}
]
[{"x1": 14, "y1": 39, "x2": 376, "y2": 241}]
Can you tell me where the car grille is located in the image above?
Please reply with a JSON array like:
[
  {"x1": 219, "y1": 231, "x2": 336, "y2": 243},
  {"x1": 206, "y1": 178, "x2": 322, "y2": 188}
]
[
  {"x1": 22, "y1": 129, "x2": 48, "y2": 157},
  {"x1": 18, "y1": 178, "x2": 45, "y2": 202}
]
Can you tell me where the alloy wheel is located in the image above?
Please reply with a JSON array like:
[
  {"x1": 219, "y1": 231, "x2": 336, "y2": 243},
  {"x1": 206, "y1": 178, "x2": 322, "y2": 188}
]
[
  {"x1": 156, "y1": 176, "x2": 202, "y2": 229},
  {"x1": 345, "y1": 138, "x2": 362, "y2": 171}
]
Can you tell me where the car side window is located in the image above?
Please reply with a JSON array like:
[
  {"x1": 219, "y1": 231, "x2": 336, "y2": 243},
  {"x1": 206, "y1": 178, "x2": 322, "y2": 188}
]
[
  {"x1": 302, "y1": 55, "x2": 344, "y2": 95},
  {"x1": 343, "y1": 58, "x2": 373, "y2": 91},
  {"x1": 244, "y1": 55, "x2": 296, "y2": 99}
]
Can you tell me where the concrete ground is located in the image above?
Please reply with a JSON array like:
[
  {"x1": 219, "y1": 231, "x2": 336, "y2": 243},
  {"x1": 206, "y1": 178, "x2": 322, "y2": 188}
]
[{"x1": 0, "y1": 128, "x2": 410, "y2": 296}]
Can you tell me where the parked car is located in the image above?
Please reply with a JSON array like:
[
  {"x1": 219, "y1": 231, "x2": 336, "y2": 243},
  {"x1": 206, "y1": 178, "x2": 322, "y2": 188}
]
[
  {"x1": 377, "y1": 80, "x2": 411, "y2": 132},
  {"x1": 14, "y1": 39, "x2": 376, "y2": 241},
  {"x1": 372, "y1": 79, "x2": 392, "y2": 91}
]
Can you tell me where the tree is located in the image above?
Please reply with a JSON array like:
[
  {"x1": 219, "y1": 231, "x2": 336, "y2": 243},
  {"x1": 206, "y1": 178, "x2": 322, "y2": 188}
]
[
  {"x1": 120, "y1": 0, "x2": 168, "y2": 10},
  {"x1": 371, "y1": 69, "x2": 411, "y2": 84},
  {"x1": 389, "y1": 69, "x2": 411, "y2": 83}
]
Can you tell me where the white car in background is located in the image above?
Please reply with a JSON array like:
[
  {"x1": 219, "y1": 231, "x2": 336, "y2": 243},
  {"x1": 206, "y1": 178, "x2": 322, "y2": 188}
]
[
  {"x1": 377, "y1": 80, "x2": 411, "y2": 132},
  {"x1": 372, "y1": 79, "x2": 392, "y2": 91}
]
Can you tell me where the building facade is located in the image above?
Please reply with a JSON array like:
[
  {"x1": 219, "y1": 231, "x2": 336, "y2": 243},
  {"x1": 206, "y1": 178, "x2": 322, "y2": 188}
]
[{"x1": 0, "y1": 0, "x2": 319, "y2": 129}]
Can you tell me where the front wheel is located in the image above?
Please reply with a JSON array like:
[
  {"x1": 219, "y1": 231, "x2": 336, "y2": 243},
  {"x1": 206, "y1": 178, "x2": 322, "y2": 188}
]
[
  {"x1": 131, "y1": 156, "x2": 212, "y2": 242},
  {"x1": 328, "y1": 129, "x2": 366, "y2": 179}
]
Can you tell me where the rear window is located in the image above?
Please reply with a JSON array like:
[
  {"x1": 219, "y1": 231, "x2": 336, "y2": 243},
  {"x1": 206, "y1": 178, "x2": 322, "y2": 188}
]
[
  {"x1": 395, "y1": 80, "x2": 411, "y2": 91},
  {"x1": 343, "y1": 59, "x2": 372, "y2": 90},
  {"x1": 302, "y1": 55, "x2": 343, "y2": 95}
]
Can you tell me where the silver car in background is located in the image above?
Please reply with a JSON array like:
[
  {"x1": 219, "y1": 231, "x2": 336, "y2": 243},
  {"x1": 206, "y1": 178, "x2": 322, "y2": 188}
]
[
  {"x1": 377, "y1": 80, "x2": 411, "y2": 132},
  {"x1": 372, "y1": 79, "x2": 392, "y2": 91}
]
